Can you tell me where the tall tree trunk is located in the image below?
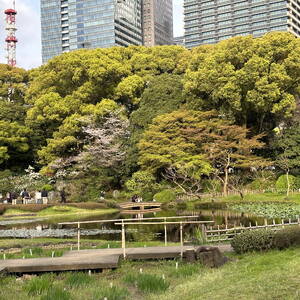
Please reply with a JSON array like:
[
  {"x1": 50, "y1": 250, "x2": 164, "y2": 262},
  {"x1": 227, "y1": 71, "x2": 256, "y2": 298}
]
[
  {"x1": 223, "y1": 167, "x2": 229, "y2": 197},
  {"x1": 223, "y1": 155, "x2": 231, "y2": 197},
  {"x1": 286, "y1": 169, "x2": 290, "y2": 197}
]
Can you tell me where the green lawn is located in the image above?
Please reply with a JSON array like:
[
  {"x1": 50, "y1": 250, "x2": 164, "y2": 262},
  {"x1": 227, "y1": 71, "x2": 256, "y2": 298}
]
[
  {"x1": 0, "y1": 206, "x2": 118, "y2": 220},
  {"x1": 1, "y1": 248, "x2": 300, "y2": 300},
  {"x1": 155, "y1": 248, "x2": 300, "y2": 300}
]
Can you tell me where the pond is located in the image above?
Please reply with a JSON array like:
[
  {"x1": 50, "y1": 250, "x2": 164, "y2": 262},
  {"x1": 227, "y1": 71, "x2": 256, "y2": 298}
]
[{"x1": 0, "y1": 204, "x2": 281, "y2": 242}]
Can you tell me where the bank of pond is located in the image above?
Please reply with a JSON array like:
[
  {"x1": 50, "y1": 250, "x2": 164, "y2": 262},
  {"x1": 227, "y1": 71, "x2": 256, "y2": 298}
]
[{"x1": 1, "y1": 200, "x2": 300, "y2": 241}]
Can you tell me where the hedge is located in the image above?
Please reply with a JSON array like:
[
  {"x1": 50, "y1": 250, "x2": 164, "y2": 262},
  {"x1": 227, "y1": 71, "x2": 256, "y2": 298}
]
[{"x1": 231, "y1": 226, "x2": 300, "y2": 254}]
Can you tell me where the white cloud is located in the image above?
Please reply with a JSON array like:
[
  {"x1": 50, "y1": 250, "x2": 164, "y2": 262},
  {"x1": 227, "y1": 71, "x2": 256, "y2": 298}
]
[
  {"x1": 0, "y1": 0, "x2": 41, "y2": 70},
  {"x1": 0, "y1": 0, "x2": 184, "y2": 70}
]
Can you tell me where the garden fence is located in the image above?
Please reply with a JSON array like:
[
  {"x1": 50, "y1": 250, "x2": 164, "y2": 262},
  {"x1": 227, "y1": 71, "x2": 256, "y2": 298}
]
[{"x1": 204, "y1": 218, "x2": 300, "y2": 243}]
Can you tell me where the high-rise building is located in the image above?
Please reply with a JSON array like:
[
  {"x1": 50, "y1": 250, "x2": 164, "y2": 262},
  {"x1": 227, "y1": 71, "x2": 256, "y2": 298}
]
[
  {"x1": 41, "y1": 0, "x2": 143, "y2": 63},
  {"x1": 184, "y1": 0, "x2": 299, "y2": 49},
  {"x1": 142, "y1": 0, "x2": 173, "y2": 46},
  {"x1": 41, "y1": 0, "x2": 173, "y2": 63},
  {"x1": 173, "y1": 36, "x2": 185, "y2": 46}
]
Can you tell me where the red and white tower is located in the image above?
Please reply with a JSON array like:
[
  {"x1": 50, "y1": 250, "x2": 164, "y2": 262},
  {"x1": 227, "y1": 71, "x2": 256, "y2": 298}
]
[{"x1": 4, "y1": 1, "x2": 17, "y2": 67}]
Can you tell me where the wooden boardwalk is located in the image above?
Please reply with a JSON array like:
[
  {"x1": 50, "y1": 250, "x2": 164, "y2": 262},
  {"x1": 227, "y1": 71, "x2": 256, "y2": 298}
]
[{"x1": 0, "y1": 245, "x2": 232, "y2": 274}]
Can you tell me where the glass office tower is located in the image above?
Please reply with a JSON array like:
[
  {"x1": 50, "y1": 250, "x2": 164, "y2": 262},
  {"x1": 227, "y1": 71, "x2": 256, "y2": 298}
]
[
  {"x1": 184, "y1": 0, "x2": 300, "y2": 48},
  {"x1": 143, "y1": 0, "x2": 173, "y2": 46},
  {"x1": 41, "y1": 0, "x2": 142, "y2": 63}
]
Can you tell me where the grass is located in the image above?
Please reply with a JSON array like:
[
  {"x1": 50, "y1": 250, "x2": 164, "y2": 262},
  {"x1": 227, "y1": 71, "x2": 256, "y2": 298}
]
[
  {"x1": 64, "y1": 272, "x2": 94, "y2": 288},
  {"x1": 40, "y1": 286, "x2": 71, "y2": 300},
  {"x1": 125, "y1": 273, "x2": 169, "y2": 294},
  {"x1": 1, "y1": 248, "x2": 300, "y2": 299},
  {"x1": 152, "y1": 248, "x2": 300, "y2": 300},
  {"x1": 1, "y1": 206, "x2": 118, "y2": 219},
  {"x1": 92, "y1": 286, "x2": 129, "y2": 300},
  {"x1": 23, "y1": 274, "x2": 54, "y2": 296}
]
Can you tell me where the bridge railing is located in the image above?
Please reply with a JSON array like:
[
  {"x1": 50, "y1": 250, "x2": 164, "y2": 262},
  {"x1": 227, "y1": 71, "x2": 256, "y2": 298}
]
[
  {"x1": 114, "y1": 220, "x2": 214, "y2": 258},
  {"x1": 58, "y1": 216, "x2": 213, "y2": 252}
]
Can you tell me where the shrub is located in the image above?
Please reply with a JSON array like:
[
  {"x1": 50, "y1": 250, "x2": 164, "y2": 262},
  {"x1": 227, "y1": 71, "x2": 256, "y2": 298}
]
[
  {"x1": 64, "y1": 272, "x2": 94, "y2": 288},
  {"x1": 153, "y1": 189, "x2": 176, "y2": 203},
  {"x1": 103, "y1": 199, "x2": 119, "y2": 208},
  {"x1": 40, "y1": 286, "x2": 71, "y2": 300},
  {"x1": 140, "y1": 191, "x2": 154, "y2": 202},
  {"x1": 276, "y1": 174, "x2": 297, "y2": 192},
  {"x1": 42, "y1": 184, "x2": 54, "y2": 191},
  {"x1": 273, "y1": 226, "x2": 300, "y2": 250},
  {"x1": 231, "y1": 229, "x2": 275, "y2": 254},
  {"x1": 176, "y1": 202, "x2": 187, "y2": 210},
  {"x1": 24, "y1": 274, "x2": 53, "y2": 296},
  {"x1": 202, "y1": 179, "x2": 222, "y2": 193}
]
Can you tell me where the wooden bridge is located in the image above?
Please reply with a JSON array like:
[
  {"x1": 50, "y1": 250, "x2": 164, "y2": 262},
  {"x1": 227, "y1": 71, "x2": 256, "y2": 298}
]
[{"x1": 119, "y1": 202, "x2": 161, "y2": 210}]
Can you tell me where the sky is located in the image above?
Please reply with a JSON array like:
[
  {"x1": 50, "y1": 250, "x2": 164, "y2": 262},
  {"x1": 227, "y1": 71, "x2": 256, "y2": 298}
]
[{"x1": 0, "y1": 0, "x2": 184, "y2": 70}]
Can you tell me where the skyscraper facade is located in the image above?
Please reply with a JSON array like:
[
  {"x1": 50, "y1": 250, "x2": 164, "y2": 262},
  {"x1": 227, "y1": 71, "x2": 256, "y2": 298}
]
[
  {"x1": 41, "y1": 0, "x2": 143, "y2": 63},
  {"x1": 143, "y1": 0, "x2": 174, "y2": 46},
  {"x1": 184, "y1": 0, "x2": 299, "y2": 48}
]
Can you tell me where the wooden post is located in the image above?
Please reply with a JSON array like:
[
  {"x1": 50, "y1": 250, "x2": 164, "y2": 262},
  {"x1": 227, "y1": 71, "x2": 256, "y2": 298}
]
[
  {"x1": 121, "y1": 220, "x2": 126, "y2": 259},
  {"x1": 77, "y1": 223, "x2": 80, "y2": 251},
  {"x1": 201, "y1": 224, "x2": 207, "y2": 243},
  {"x1": 180, "y1": 222, "x2": 183, "y2": 258},
  {"x1": 164, "y1": 218, "x2": 167, "y2": 246}
]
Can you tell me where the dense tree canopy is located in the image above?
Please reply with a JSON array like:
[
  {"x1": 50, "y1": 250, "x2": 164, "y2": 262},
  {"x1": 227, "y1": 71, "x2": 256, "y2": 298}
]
[
  {"x1": 0, "y1": 65, "x2": 31, "y2": 168},
  {"x1": 3, "y1": 32, "x2": 300, "y2": 197},
  {"x1": 184, "y1": 33, "x2": 300, "y2": 133}
]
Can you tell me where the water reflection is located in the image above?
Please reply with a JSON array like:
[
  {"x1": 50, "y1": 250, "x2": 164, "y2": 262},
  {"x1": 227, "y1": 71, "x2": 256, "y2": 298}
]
[{"x1": 0, "y1": 208, "x2": 278, "y2": 241}]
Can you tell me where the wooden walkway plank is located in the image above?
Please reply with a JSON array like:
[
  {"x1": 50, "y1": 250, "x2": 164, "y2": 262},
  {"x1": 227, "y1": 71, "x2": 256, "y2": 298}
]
[
  {"x1": 0, "y1": 254, "x2": 120, "y2": 274},
  {"x1": 0, "y1": 245, "x2": 232, "y2": 274},
  {"x1": 63, "y1": 245, "x2": 232, "y2": 259}
]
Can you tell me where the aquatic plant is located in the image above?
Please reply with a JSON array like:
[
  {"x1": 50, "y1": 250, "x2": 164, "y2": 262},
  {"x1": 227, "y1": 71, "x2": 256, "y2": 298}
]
[{"x1": 230, "y1": 203, "x2": 300, "y2": 219}]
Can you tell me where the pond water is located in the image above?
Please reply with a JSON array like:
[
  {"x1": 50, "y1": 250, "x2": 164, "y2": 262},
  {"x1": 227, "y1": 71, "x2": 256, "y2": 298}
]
[{"x1": 0, "y1": 206, "x2": 276, "y2": 242}]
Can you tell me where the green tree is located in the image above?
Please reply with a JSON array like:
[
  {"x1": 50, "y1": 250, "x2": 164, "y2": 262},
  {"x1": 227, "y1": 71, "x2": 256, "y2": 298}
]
[
  {"x1": 272, "y1": 124, "x2": 300, "y2": 196},
  {"x1": 125, "y1": 171, "x2": 156, "y2": 194},
  {"x1": 126, "y1": 74, "x2": 186, "y2": 175},
  {"x1": 138, "y1": 110, "x2": 213, "y2": 195},
  {"x1": 0, "y1": 64, "x2": 31, "y2": 169},
  {"x1": 184, "y1": 32, "x2": 300, "y2": 133},
  {"x1": 138, "y1": 110, "x2": 268, "y2": 196}
]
